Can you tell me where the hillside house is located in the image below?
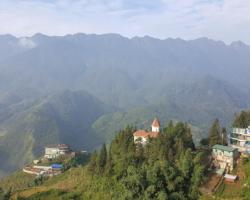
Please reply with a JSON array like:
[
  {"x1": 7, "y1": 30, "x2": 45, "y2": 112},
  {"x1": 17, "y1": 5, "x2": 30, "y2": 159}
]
[
  {"x1": 229, "y1": 126, "x2": 250, "y2": 154},
  {"x1": 133, "y1": 118, "x2": 160, "y2": 145},
  {"x1": 23, "y1": 164, "x2": 63, "y2": 176},
  {"x1": 212, "y1": 144, "x2": 238, "y2": 171},
  {"x1": 44, "y1": 144, "x2": 70, "y2": 159}
]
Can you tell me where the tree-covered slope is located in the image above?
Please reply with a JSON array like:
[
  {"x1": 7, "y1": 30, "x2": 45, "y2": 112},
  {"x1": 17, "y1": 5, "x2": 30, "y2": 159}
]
[
  {"x1": 92, "y1": 76, "x2": 247, "y2": 144},
  {"x1": 0, "y1": 90, "x2": 108, "y2": 177},
  {"x1": 1, "y1": 123, "x2": 207, "y2": 200}
]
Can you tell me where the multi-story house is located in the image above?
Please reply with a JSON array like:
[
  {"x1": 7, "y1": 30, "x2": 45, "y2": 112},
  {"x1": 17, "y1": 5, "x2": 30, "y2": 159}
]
[
  {"x1": 212, "y1": 144, "x2": 238, "y2": 171},
  {"x1": 44, "y1": 144, "x2": 70, "y2": 159},
  {"x1": 229, "y1": 127, "x2": 250, "y2": 154}
]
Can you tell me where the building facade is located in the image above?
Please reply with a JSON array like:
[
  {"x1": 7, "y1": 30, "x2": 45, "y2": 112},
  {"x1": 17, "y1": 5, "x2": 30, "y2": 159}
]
[
  {"x1": 212, "y1": 144, "x2": 238, "y2": 171},
  {"x1": 44, "y1": 144, "x2": 70, "y2": 159},
  {"x1": 133, "y1": 118, "x2": 160, "y2": 145},
  {"x1": 229, "y1": 127, "x2": 250, "y2": 154}
]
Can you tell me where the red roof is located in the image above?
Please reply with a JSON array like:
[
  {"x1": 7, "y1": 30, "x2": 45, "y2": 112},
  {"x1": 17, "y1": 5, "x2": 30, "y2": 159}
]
[
  {"x1": 133, "y1": 130, "x2": 159, "y2": 138},
  {"x1": 152, "y1": 118, "x2": 160, "y2": 127}
]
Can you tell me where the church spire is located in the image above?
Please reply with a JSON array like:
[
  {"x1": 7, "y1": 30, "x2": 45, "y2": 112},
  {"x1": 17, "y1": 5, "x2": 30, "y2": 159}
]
[{"x1": 151, "y1": 118, "x2": 160, "y2": 132}]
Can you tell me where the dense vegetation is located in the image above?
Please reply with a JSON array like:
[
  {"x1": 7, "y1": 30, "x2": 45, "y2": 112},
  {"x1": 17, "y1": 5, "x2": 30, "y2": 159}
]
[
  {"x1": 2, "y1": 111, "x2": 250, "y2": 199},
  {"x1": 233, "y1": 110, "x2": 250, "y2": 128},
  {"x1": 0, "y1": 123, "x2": 208, "y2": 200},
  {"x1": 0, "y1": 90, "x2": 107, "y2": 177},
  {"x1": 199, "y1": 119, "x2": 227, "y2": 147},
  {"x1": 87, "y1": 123, "x2": 205, "y2": 200},
  {"x1": 202, "y1": 157, "x2": 250, "y2": 200}
]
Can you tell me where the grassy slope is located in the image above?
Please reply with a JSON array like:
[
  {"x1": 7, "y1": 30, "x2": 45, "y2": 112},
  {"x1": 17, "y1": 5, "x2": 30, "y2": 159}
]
[
  {"x1": 0, "y1": 171, "x2": 35, "y2": 191},
  {"x1": 201, "y1": 158, "x2": 250, "y2": 200},
  {"x1": 2, "y1": 157, "x2": 249, "y2": 200},
  {"x1": 8, "y1": 167, "x2": 112, "y2": 200}
]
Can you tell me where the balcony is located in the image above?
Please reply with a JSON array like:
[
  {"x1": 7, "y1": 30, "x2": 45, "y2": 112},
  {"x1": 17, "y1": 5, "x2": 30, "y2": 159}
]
[
  {"x1": 232, "y1": 128, "x2": 247, "y2": 135},
  {"x1": 230, "y1": 136, "x2": 246, "y2": 142}
]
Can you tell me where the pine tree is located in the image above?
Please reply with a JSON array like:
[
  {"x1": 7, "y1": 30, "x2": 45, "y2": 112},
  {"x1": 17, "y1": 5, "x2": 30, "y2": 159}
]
[
  {"x1": 105, "y1": 147, "x2": 113, "y2": 175},
  {"x1": 0, "y1": 188, "x2": 4, "y2": 200},
  {"x1": 97, "y1": 143, "x2": 107, "y2": 174},
  {"x1": 233, "y1": 110, "x2": 250, "y2": 128},
  {"x1": 208, "y1": 119, "x2": 221, "y2": 146},
  {"x1": 179, "y1": 149, "x2": 193, "y2": 178},
  {"x1": 221, "y1": 127, "x2": 228, "y2": 145},
  {"x1": 88, "y1": 150, "x2": 98, "y2": 173},
  {"x1": 175, "y1": 138, "x2": 184, "y2": 158}
]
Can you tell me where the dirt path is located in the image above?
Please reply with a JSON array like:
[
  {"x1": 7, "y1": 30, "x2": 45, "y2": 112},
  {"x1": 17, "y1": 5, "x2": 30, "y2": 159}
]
[{"x1": 200, "y1": 173, "x2": 221, "y2": 195}]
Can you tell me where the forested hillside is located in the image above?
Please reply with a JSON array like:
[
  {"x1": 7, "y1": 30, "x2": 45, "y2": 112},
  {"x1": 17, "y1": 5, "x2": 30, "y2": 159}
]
[
  {"x1": 0, "y1": 90, "x2": 108, "y2": 177},
  {"x1": 0, "y1": 123, "x2": 208, "y2": 200},
  {"x1": 2, "y1": 112, "x2": 250, "y2": 199}
]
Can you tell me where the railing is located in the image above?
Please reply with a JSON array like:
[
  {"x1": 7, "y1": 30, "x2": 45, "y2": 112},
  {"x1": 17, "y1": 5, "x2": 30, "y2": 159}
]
[
  {"x1": 230, "y1": 136, "x2": 245, "y2": 142},
  {"x1": 232, "y1": 128, "x2": 247, "y2": 134}
]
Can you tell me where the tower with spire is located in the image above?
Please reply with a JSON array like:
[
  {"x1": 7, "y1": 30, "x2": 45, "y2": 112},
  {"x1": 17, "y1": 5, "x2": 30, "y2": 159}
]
[
  {"x1": 151, "y1": 118, "x2": 160, "y2": 132},
  {"x1": 133, "y1": 118, "x2": 160, "y2": 145}
]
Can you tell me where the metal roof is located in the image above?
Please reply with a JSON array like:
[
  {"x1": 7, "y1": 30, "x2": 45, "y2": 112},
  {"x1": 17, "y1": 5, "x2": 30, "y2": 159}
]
[{"x1": 212, "y1": 144, "x2": 236, "y2": 152}]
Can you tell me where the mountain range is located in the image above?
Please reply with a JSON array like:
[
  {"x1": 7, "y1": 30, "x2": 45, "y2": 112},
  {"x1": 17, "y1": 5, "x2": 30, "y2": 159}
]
[{"x1": 0, "y1": 33, "x2": 250, "y2": 177}]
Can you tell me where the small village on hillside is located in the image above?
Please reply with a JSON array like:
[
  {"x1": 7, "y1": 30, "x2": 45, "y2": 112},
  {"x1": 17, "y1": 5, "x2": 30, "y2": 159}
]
[
  {"x1": 19, "y1": 117, "x2": 250, "y2": 198},
  {"x1": 131, "y1": 118, "x2": 250, "y2": 195},
  {"x1": 22, "y1": 144, "x2": 86, "y2": 177}
]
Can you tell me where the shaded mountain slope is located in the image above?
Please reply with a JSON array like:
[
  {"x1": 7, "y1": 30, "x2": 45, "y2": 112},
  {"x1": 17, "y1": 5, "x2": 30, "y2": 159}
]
[
  {"x1": 0, "y1": 90, "x2": 108, "y2": 176},
  {"x1": 0, "y1": 34, "x2": 250, "y2": 108}
]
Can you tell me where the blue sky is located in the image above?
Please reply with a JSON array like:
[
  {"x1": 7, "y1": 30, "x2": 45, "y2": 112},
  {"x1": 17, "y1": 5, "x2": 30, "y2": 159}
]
[{"x1": 0, "y1": 0, "x2": 250, "y2": 44}]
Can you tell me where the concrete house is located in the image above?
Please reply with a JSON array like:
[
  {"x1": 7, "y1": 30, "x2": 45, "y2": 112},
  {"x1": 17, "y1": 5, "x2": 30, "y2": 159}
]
[
  {"x1": 229, "y1": 126, "x2": 250, "y2": 154},
  {"x1": 44, "y1": 144, "x2": 70, "y2": 159},
  {"x1": 212, "y1": 144, "x2": 238, "y2": 171}
]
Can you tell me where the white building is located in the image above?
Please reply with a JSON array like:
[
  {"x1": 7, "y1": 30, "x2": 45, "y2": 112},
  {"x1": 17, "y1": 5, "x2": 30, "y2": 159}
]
[
  {"x1": 229, "y1": 127, "x2": 250, "y2": 154},
  {"x1": 212, "y1": 144, "x2": 238, "y2": 171},
  {"x1": 133, "y1": 118, "x2": 160, "y2": 145},
  {"x1": 44, "y1": 144, "x2": 70, "y2": 159}
]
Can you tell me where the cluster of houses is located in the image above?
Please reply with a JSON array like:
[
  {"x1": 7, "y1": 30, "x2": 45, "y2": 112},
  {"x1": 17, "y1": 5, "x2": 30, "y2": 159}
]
[
  {"x1": 133, "y1": 118, "x2": 250, "y2": 183},
  {"x1": 23, "y1": 144, "x2": 73, "y2": 176},
  {"x1": 211, "y1": 126, "x2": 250, "y2": 180},
  {"x1": 44, "y1": 144, "x2": 72, "y2": 159},
  {"x1": 23, "y1": 164, "x2": 63, "y2": 176},
  {"x1": 22, "y1": 117, "x2": 250, "y2": 182}
]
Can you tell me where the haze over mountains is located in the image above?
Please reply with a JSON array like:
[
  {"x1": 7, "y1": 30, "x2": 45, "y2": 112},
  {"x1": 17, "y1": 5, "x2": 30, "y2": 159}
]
[{"x1": 0, "y1": 33, "x2": 250, "y2": 177}]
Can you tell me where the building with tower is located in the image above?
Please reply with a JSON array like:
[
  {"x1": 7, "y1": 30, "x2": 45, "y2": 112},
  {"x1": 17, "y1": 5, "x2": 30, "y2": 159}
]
[{"x1": 133, "y1": 118, "x2": 160, "y2": 145}]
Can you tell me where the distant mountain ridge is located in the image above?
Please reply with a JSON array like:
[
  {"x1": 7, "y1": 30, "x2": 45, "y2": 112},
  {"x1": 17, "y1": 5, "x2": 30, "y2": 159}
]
[{"x1": 0, "y1": 33, "x2": 250, "y2": 177}]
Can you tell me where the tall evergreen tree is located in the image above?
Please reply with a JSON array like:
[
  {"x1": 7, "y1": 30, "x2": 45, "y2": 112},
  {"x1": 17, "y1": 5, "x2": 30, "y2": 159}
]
[
  {"x1": 221, "y1": 127, "x2": 228, "y2": 145},
  {"x1": 208, "y1": 119, "x2": 221, "y2": 146},
  {"x1": 0, "y1": 188, "x2": 4, "y2": 200},
  {"x1": 97, "y1": 143, "x2": 107, "y2": 174},
  {"x1": 233, "y1": 110, "x2": 250, "y2": 128},
  {"x1": 88, "y1": 150, "x2": 98, "y2": 173},
  {"x1": 105, "y1": 147, "x2": 113, "y2": 175}
]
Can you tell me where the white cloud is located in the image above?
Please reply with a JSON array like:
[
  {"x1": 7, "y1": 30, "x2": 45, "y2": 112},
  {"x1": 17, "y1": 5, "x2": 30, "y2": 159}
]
[
  {"x1": 18, "y1": 37, "x2": 37, "y2": 48},
  {"x1": 0, "y1": 0, "x2": 250, "y2": 44}
]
